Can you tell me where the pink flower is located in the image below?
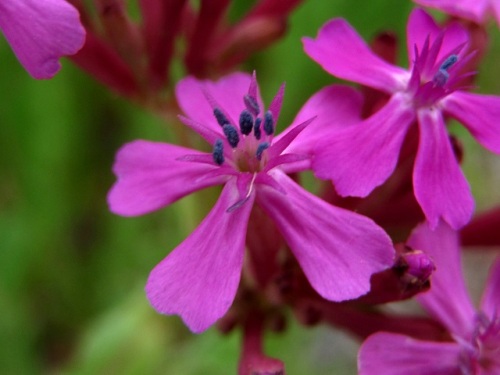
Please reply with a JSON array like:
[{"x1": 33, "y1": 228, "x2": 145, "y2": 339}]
[
  {"x1": 358, "y1": 221, "x2": 500, "y2": 374},
  {"x1": 414, "y1": 0, "x2": 500, "y2": 27},
  {"x1": 303, "y1": 8, "x2": 500, "y2": 229},
  {"x1": 108, "y1": 72, "x2": 395, "y2": 333},
  {"x1": 0, "y1": 0, "x2": 85, "y2": 79}
]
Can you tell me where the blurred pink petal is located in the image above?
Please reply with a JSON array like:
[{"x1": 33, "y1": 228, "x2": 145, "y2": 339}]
[
  {"x1": 0, "y1": 0, "x2": 85, "y2": 78},
  {"x1": 414, "y1": 0, "x2": 492, "y2": 24},
  {"x1": 480, "y1": 257, "x2": 500, "y2": 319},
  {"x1": 408, "y1": 221, "x2": 476, "y2": 337},
  {"x1": 359, "y1": 332, "x2": 463, "y2": 375}
]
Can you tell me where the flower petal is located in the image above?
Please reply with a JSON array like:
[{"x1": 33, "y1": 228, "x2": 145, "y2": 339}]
[
  {"x1": 413, "y1": 0, "x2": 489, "y2": 24},
  {"x1": 312, "y1": 94, "x2": 415, "y2": 197},
  {"x1": 176, "y1": 73, "x2": 262, "y2": 134},
  {"x1": 413, "y1": 109, "x2": 474, "y2": 230},
  {"x1": 276, "y1": 84, "x2": 363, "y2": 156},
  {"x1": 303, "y1": 18, "x2": 407, "y2": 93},
  {"x1": 480, "y1": 257, "x2": 500, "y2": 319},
  {"x1": 406, "y1": 8, "x2": 469, "y2": 67},
  {"x1": 444, "y1": 92, "x2": 500, "y2": 154},
  {"x1": 493, "y1": 1, "x2": 500, "y2": 27},
  {"x1": 146, "y1": 181, "x2": 254, "y2": 333},
  {"x1": 108, "y1": 140, "x2": 224, "y2": 216},
  {"x1": 0, "y1": 0, "x2": 85, "y2": 79},
  {"x1": 257, "y1": 171, "x2": 394, "y2": 301},
  {"x1": 408, "y1": 221, "x2": 476, "y2": 337},
  {"x1": 358, "y1": 332, "x2": 462, "y2": 375}
]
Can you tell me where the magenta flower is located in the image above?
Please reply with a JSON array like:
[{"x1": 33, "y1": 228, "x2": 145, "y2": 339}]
[
  {"x1": 0, "y1": 0, "x2": 85, "y2": 79},
  {"x1": 303, "y1": 8, "x2": 500, "y2": 230},
  {"x1": 358, "y1": 221, "x2": 500, "y2": 374},
  {"x1": 108, "y1": 72, "x2": 395, "y2": 333},
  {"x1": 414, "y1": 0, "x2": 500, "y2": 27}
]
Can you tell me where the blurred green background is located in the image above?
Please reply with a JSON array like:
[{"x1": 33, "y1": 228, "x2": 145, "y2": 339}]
[{"x1": 0, "y1": 1, "x2": 499, "y2": 374}]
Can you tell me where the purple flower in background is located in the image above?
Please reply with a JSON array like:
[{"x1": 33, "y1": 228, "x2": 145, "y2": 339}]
[
  {"x1": 414, "y1": 0, "x2": 500, "y2": 27},
  {"x1": 108, "y1": 72, "x2": 395, "y2": 333},
  {"x1": 0, "y1": 0, "x2": 85, "y2": 79},
  {"x1": 358, "y1": 221, "x2": 500, "y2": 374},
  {"x1": 303, "y1": 8, "x2": 500, "y2": 230}
]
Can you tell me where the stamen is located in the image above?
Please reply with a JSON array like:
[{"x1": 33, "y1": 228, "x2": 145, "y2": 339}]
[
  {"x1": 433, "y1": 70, "x2": 449, "y2": 87},
  {"x1": 244, "y1": 94, "x2": 260, "y2": 116},
  {"x1": 256, "y1": 142, "x2": 270, "y2": 161},
  {"x1": 263, "y1": 111, "x2": 274, "y2": 135},
  {"x1": 254, "y1": 118, "x2": 262, "y2": 140},
  {"x1": 223, "y1": 124, "x2": 240, "y2": 148},
  {"x1": 433, "y1": 54, "x2": 459, "y2": 87},
  {"x1": 213, "y1": 108, "x2": 229, "y2": 127},
  {"x1": 212, "y1": 139, "x2": 224, "y2": 165},
  {"x1": 239, "y1": 110, "x2": 253, "y2": 135},
  {"x1": 440, "y1": 54, "x2": 458, "y2": 71}
]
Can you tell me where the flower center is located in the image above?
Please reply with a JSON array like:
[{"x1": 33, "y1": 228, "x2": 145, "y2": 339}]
[
  {"x1": 406, "y1": 31, "x2": 473, "y2": 108},
  {"x1": 211, "y1": 94, "x2": 275, "y2": 173}
]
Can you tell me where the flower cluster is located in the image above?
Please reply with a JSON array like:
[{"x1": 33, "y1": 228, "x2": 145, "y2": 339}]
[
  {"x1": 105, "y1": 6, "x2": 500, "y2": 374},
  {"x1": 11, "y1": 1, "x2": 500, "y2": 373}
]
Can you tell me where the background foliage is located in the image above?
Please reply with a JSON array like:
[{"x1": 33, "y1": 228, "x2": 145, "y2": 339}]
[{"x1": 0, "y1": 0, "x2": 498, "y2": 373}]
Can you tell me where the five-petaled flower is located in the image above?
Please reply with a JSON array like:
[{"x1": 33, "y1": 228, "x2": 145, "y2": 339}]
[
  {"x1": 0, "y1": 0, "x2": 85, "y2": 79},
  {"x1": 303, "y1": 8, "x2": 500, "y2": 230},
  {"x1": 359, "y1": 221, "x2": 500, "y2": 374},
  {"x1": 108, "y1": 72, "x2": 395, "y2": 333}
]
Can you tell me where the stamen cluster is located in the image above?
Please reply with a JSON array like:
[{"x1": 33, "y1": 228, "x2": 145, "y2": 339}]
[{"x1": 211, "y1": 94, "x2": 275, "y2": 173}]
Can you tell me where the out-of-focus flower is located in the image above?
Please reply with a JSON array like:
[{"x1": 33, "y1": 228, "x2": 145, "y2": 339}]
[
  {"x1": 358, "y1": 221, "x2": 500, "y2": 374},
  {"x1": 0, "y1": 0, "x2": 85, "y2": 79},
  {"x1": 414, "y1": 0, "x2": 500, "y2": 27},
  {"x1": 69, "y1": 0, "x2": 303, "y2": 101},
  {"x1": 108, "y1": 72, "x2": 395, "y2": 333},
  {"x1": 303, "y1": 8, "x2": 500, "y2": 230},
  {"x1": 184, "y1": 0, "x2": 304, "y2": 77}
]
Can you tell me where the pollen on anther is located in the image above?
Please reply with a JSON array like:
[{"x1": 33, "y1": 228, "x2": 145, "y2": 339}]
[
  {"x1": 212, "y1": 139, "x2": 224, "y2": 165},
  {"x1": 263, "y1": 111, "x2": 274, "y2": 136},
  {"x1": 239, "y1": 110, "x2": 253, "y2": 135},
  {"x1": 213, "y1": 108, "x2": 230, "y2": 127},
  {"x1": 256, "y1": 142, "x2": 270, "y2": 161},
  {"x1": 254, "y1": 118, "x2": 262, "y2": 140},
  {"x1": 223, "y1": 124, "x2": 240, "y2": 148}
]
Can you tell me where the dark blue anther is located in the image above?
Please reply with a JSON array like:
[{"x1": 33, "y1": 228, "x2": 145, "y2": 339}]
[
  {"x1": 263, "y1": 111, "x2": 274, "y2": 136},
  {"x1": 213, "y1": 108, "x2": 229, "y2": 127},
  {"x1": 244, "y1": 94, "x2": 260, "y2": 116},
  {"x1": 239, "y1": 110, "x2": 253, "y2": 136},
  {"x1": 223, "y1": 124, "x2": 240, "y2": 148},
  {"x1": 256, "y1": 142, "x2": 270, "y2": 161},
  {"x1": 433, "y1": 54, "x2": 459, "y2": 87},
  {"x1": 433, "y1": 70, "x2": 449, "y2": 87},
  {"x1": 440, "y1": 54, "x2": 458, "y2": 71},
  {"x1": 212, "y1": 139, "x2": 224, "y2": 165},
  {"x1": 254, "y1": 118, "x2": 262, "y2": 140}
]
